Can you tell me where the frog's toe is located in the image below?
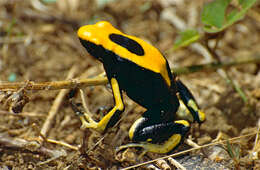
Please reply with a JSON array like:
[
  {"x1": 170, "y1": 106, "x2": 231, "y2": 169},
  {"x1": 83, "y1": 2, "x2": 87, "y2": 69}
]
[{"x1": 116, "y1": 143, "x2": 145, "y2": 153}]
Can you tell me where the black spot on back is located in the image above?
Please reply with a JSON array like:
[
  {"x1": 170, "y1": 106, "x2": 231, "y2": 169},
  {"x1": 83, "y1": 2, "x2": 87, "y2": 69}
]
[{"x1": 109, "y1": 33, "x2": 145, "y2": 56}]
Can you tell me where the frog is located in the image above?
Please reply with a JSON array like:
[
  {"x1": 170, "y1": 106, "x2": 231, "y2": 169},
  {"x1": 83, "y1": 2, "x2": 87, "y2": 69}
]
[{"x1": 76, "y1": 21, "x2": 205, "y2": 153}]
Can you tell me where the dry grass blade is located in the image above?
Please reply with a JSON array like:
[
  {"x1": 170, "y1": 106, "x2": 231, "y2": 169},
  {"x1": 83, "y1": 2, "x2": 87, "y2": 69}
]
[
  {"x1": 46, "y1": 138, "x2": 79, "y2": 151},
  {"x1": 40, "y1": 65, "x2": 78, "y2": 138}
]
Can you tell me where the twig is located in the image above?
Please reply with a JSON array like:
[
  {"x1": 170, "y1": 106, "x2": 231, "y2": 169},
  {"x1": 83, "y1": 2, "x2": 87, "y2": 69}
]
[
  {"x1": 0, "y1": 36, "x2": 29, "y2": 44},
  {"x1": 0, "y1": 110, "x2": 46, "y2": 118},
  {"x1": 121, "y1": 132, "x2": 258, "y2": 170},
  {"x1": 186, "y1": 138, "x2": 200, "y2": 148},
  {"x1": 251, "y1": 119, "x2": 260, "y2": 159},
  {"x1": 46, "y1": 138, "x2": 79, "y2": 151},
  {"x1": 86, "y1": 135, "x2": 106, "y2": 154},
  {"x1": 40, "y1": 65, "x2": 78, "y2": 138},
  {"x1": 155, "y1": 159, "x2": 172, "y2": 170},
  {"x1": 1, "y1": 55, "x2": 260, "y2": 91},
  {"x1": 167, "y1": 157, "x2": 186, "y2": 170},
  {"x1": 0, "y1": 133, "x2": 65, "y2": 158},
  {"x1": 0, "y1": 76, "x2": 107, "y2": 90},
  {"x1": 79, "y1": 88, "x2": 93, "y2": 116}
]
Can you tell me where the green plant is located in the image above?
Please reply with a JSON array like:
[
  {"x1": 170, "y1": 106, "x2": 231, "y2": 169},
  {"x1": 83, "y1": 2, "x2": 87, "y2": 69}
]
[{"x1": 173, "y1": 0, "x2": 257, "y2": 49}]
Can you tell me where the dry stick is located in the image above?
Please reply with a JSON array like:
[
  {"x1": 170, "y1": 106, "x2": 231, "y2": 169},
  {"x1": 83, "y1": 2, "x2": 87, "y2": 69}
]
[
  {"x1": 1, "y1": 56, "x2": 260, "y2": 91},
  {"x1": 31, "y1": 123, "x2": 78, "y2": 151},
  {"x1": 121, "y1": 132, "x2": 258, "y2": 170},
  {"x1": 0, "y1": 133, "x2": 65, "y2": 158},
  {"x1": 154, "y1": 159, "x2": 173, "y2": 170},
  {"x1": 46, "y1": 138, "x2": 78, "y2": 151},
  {"x1": 167, "y1": 157, "x2": 186, "y2": 170},
  {"x1": 251, "y1": 119, "x2": 260, "y2": 159},
  {"x1": 79, "y1": 88, "x2": 93, "y2": 116},
  {"x1": 40, "y1": 65, "x2": 78, "y2": 138},
  {"x1": 0, "y1": 110, "x2": 46, "y2": 118},
  {"x1": 0, "y1": 36, "x2": 29, "y2": 44},
  {"x1": 185, "y1": 139, "x2": 200, "y2": 148},
  {"x1": 0, "y1": 76, "x2": 107, "y2": 90}
]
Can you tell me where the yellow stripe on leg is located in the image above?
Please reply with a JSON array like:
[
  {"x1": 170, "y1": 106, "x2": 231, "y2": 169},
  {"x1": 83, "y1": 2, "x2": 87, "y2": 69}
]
[
  {"x1": 129, "y1": 117, "x2": 146, "y2": 140},
  {"x1": 175, "y1": 120, "x2": 190, "y2": 127},
  {"x1": 187, "y1": 99, "x2": 206, "y2": 123},
  {"x1": 176, "y1": 100, "x2": 194, "y2": 122},
  {"x1": 111, "y1": 78, "x2": 124, "y2": 111},
  {"x1": 95, "y1": 78, "x2": 124, "y2": 132}
]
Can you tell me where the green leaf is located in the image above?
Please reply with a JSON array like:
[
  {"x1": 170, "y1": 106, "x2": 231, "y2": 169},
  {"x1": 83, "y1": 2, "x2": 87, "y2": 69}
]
[
  {"x1": 173, "y1": 29, "x2": 200, "y2": 50},
  {"x1": 234, "y1": 145, "x2": 240, "y2": 159},
  {"x1": 202, "y1": 0, "x2": 231, "y2": 28},
  {"x1": 226, "y1": 9, "x2": 240, "y2": 22},
  {"x1": 202, "y1": 0, "x2": 257, "y2": 33},
  {"x1": 238, "y1": 0, "x2": 252, "y2": 8},
  {"x1": 226, "y1": 141, "x2": 235, "y2": 158}
]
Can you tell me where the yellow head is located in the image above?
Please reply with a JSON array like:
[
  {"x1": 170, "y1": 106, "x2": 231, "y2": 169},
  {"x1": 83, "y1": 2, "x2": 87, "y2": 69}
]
[{"x1": 77, "y1": 21, "x2": 171, "y2": 86}]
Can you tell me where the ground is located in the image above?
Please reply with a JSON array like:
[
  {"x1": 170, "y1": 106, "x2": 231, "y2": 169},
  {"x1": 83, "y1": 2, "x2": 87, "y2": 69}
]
[{"x1": 0, "y1": 0, "x2": 260, "y2": 169}]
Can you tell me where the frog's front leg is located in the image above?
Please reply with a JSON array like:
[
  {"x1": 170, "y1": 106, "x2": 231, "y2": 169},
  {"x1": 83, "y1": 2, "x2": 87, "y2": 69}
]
[
  {"x1": 176, "y1": 79, "x2": 205, "y2": 124},
  {"x1": 75, "y1": 77, "x2": 124, "y2": 133},
  {"x1": 117, "y1": 115, "x2": 190, "y2": 154}
]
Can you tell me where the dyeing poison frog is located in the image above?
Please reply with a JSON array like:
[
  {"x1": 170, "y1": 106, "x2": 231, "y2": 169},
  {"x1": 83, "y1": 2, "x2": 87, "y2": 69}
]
[{"x1": 77, "y1": 21, "x2": 205, "y2": 154}]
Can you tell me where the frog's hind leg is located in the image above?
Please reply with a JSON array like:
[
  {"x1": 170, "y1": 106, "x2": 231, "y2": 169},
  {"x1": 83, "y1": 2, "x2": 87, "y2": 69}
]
[{"x1": 117, "y1": 115, "x2": 190, "y2": 154}]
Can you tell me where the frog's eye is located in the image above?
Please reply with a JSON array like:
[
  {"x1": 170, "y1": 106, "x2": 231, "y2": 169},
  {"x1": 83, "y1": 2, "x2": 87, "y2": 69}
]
[{"x1": 109, "y1": 33, "x2": 144, "y2": 56}]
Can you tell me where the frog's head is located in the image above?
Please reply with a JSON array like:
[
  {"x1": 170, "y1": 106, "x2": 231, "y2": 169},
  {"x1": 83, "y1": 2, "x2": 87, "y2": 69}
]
[{"x1": 77, "y1": 21, "x2": 113, "y2": 61}]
